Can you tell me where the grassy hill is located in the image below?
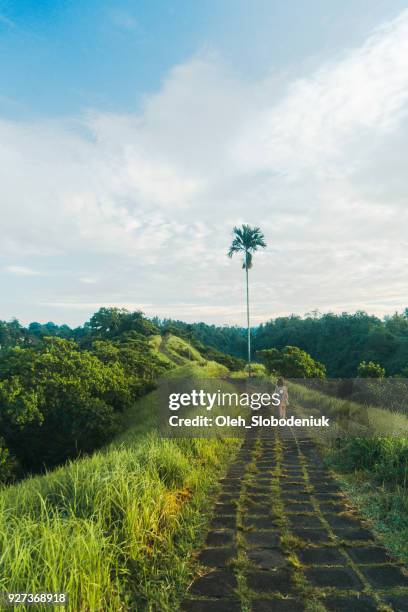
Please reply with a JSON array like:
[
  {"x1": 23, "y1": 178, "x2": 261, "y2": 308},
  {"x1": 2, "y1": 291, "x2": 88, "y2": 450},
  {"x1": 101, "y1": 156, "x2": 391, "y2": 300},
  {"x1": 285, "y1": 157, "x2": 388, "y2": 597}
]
[{"x1": 0, "y1": 337, "x2": 240, "y2": 611}]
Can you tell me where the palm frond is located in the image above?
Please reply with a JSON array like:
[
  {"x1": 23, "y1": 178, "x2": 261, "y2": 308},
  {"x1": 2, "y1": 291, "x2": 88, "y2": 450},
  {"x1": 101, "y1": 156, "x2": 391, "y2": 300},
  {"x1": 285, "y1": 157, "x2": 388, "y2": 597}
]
[{"x1": 227, "y1": 224, "x2": 267, "y2": 263}]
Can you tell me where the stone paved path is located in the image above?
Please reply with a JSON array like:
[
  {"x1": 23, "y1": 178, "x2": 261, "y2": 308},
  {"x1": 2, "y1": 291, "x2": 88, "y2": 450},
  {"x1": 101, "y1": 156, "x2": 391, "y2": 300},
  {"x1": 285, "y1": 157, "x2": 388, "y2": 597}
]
[{"x1": 181, "y1": 420, "x2": 408, "y2": 612}]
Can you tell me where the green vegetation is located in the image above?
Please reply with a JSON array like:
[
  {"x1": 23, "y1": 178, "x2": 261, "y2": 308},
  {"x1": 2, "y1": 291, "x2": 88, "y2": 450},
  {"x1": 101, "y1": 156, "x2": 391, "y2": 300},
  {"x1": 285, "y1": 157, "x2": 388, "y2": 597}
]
[
  {"x1": 257, "y1": 345, "x2": 326, "y2": 378},
  {"x1": 0, "y1": 348, "x2": 240, "y2": 610},
  {"x1": 156, "y1": 309, "x2": 408, "y2": 377},
  {"x1": 357, "y1": 360, "x2": 386, "y2": 378},
  {"x1": 4, "y1": 307, "x2": 408, "y2": 377},
  {"x1": 0, "y1": 307, "x2": 249, "y2": 484},
  {"x1": 0, "y1": 313, "x2": 172, "y2": 482}
]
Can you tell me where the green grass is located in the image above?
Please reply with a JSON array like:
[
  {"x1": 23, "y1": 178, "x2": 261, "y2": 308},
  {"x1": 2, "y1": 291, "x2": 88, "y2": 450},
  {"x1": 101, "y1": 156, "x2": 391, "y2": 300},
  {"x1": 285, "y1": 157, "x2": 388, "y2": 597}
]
[
  {"x1": 0, "y1": 358, "x2": 240, "y2": 611},
  {"x1": 289, "y1": 381, "x2": 408, "y2": 437}
]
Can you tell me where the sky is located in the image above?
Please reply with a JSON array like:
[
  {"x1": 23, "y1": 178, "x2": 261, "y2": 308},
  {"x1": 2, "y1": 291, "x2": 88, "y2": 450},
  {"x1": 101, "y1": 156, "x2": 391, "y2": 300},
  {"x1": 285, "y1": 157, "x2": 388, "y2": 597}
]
[{"x1": 1, "y1": 0, "x2": 408, "y2": 327}]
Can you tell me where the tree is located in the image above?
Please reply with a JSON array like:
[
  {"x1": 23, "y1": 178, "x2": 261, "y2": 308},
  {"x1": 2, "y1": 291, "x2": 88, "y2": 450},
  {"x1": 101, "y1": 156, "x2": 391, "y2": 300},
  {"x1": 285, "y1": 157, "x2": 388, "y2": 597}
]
[
  {"x1": 89, "y1": 307, "x2": 158, "y2": 338},
  {"x1": 228, "y1": 224, "x2": 266, "y2": 375},
  {"x1": 257, "y1": 345, "x2": 326, "y2": 378},
  {"x1": 357, "y1": 361, "x2": 385, "y2": 378}
]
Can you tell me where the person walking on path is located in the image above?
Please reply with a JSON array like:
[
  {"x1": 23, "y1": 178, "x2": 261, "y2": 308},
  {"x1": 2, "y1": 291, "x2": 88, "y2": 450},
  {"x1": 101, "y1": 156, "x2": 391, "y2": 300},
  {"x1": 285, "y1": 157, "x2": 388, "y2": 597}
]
[{"x1": 276, "y1": 377, "x2": 289, "y2": 419}]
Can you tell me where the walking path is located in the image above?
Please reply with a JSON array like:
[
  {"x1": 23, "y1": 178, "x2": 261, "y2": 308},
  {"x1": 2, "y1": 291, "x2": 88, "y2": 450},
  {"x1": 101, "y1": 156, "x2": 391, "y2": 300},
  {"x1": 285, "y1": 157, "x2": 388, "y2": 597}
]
[{"x1": 181, "y1": 417, "x2": 408, "y2": 611}]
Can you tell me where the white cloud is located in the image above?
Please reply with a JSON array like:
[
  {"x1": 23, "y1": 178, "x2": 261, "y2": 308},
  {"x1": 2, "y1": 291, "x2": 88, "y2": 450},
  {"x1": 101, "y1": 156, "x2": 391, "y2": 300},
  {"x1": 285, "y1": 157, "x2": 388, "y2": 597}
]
[
  {"x1": 2, "y1": 10, "x2": 408, "y2": 324},
  {"x1": 4, "y1": 265, "x2": 42, "y2": 276}
]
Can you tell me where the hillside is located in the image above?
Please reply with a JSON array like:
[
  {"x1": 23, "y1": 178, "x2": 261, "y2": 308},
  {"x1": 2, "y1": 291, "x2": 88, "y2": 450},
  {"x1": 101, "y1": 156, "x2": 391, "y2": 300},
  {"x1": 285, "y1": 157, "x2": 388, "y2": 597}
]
[{"x1": 0, "y1": 338, "x2": 241, "y2": 611}]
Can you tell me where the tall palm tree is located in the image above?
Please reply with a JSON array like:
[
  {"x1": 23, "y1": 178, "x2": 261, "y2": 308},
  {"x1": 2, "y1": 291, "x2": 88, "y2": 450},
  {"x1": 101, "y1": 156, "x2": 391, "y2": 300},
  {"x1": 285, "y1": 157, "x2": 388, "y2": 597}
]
[{"x1": 228, "y1": 224, "x2": 266, "y2": 376}]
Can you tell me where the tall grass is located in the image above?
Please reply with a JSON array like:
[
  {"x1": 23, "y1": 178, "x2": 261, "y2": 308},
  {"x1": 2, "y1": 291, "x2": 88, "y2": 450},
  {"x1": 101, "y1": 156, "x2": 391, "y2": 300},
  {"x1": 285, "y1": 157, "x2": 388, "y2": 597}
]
[{"x1": 0, "y1": 362, "x2": 240, "y2": 611}]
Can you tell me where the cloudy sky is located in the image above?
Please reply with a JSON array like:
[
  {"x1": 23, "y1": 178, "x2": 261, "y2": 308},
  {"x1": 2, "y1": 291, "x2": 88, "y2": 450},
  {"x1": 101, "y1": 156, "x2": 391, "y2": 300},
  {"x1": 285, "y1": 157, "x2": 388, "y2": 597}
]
[{"x1": 1, "y1": 0, "x2": 408, "y2": 327}]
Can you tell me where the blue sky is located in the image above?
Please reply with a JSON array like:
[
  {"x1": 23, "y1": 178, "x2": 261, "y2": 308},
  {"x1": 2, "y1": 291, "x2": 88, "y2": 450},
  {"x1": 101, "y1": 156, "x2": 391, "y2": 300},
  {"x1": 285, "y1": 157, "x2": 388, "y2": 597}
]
[
  {"x1": 2, "y1": 0, "x2": 406, "y2": 118},
  {"x1": 1, "y1": 1, "x2": 408, "y2": 326}
]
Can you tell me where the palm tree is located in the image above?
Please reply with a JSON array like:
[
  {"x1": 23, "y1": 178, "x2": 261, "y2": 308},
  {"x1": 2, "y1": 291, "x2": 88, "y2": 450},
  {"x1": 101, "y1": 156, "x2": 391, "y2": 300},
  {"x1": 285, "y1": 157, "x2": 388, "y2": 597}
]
[{"x1": 228, "y1": 224, "x2": 266, "y2": 376}]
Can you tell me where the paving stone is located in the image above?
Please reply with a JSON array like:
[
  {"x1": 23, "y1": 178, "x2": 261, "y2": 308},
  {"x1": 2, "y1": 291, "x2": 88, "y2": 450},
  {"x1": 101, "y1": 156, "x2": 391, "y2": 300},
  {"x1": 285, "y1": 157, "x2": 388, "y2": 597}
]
[
  {"x1": 297, "y1": 547, "x2": 345, "y2": 565},
  {"x1": 305, "y1": 566, "x2": 363, "y2": 589},
  {"x1": 307, "y1": 469, "x2": 330, "y2": 476},
  {"x1": 281, "y1": 485, "x2": 308, "y2": 493},
  {"x1": 313, "y1": 493, "x2": 343, "y2": 501},
  {"x1": 190, "y1": 571, "x2": 238, "y2": 598},
  {"x1": 291, "y1": 528, "x2": 331, "y2": 543},
  {"x1": 281, "y1": 492, "x2": 311, "y2": 501},
  {"x1": 282, "y1": 472, "x2": 304, "y2": 479},
  {"x1": 247, "y1": 493, "x2": 271, "y2": 503},
  {"x1": 319, "y1": 502, "x2": 348, "y2": 513},
  {"x1": 324, "y1": 514, "x2": 361, "y2": 530},
  {"x1": 286, "y1": 502, "x2": 315, "y2": 513},
  {"x1": 217, "y1": 494, "x2": 235, "y2": 504},
  {"x1": 205, "y1": 530, "x2": 235, "y2": 546},
  {"x1": 312, "y1": 484, "x2": 341, "y2": 493},
  {"x1": 289, "y1": 515, "x2": 324, "y2": 529},
  {"x1": 210, "y1": 516, "x2": 236, "y2": 529},
  {"x1": 215, "y1": 503, "x2": 237, "y2": 515},
  {"x1": 245, "y1": 531, "x2": 281, "y2": 548},
  {"x1": 220, "y1": 477, "x2": 241, "y2": 484},
  {"x1": 181, "y1": 600, "x2": 241, "y2": 612},
  {"x1": 321, "y1": 595, "x2": 378, "y2": 611},
  {"x1": 247, "y1": 548, "x2": 287, "y2": 569},
  {"x1": 247, "y1": 485, "x2": 272, "y2": 495},
  {"x1": 222, "y1": 486, "x2": 239, "y2": 494},
  {"x1": 244, "y1": 502, "x2": 272, "y2": 514},
  {"x1": 246, "y1": 568, "x2": 293, "y2": 594},
  {"x1": 333, "y1": 527, "x2": 374, "y2": 542},
  {"x1": 198, "y1": 547, "x2": 237, "y2": 567},
  {"x1": 383, "y1": 594, "x2": 408, "y2": 612},
  {"x1": 243, "y1": 516, "x2": 277, "y2": 529},
  {"x1": 359, "y1": 564, "x2": 408, "y2": 588},
  {"x1": 346, "y1": 545, "x2": 390, "y2": 564},
  {"x1": 252, "y1": 599, "x2": 305, "y2": 611},
  {"x1": 242, "y1": 504, "x2": 272, "y2": 517}
]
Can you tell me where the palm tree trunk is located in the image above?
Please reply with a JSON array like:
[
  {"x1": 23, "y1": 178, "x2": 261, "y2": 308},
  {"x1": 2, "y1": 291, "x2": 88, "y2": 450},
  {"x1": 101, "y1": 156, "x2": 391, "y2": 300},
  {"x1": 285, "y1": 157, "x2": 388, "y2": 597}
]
[{"x1": 246, "y1": 261, "x2": 251, "y2": 377}]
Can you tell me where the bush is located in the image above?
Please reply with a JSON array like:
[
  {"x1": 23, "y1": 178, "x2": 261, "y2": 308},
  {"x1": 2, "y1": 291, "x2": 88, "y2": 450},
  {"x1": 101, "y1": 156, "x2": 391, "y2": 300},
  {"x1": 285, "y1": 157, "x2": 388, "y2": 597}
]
[
  {"x1": 257, "y1": 345, "x2": 326, "y2": 378},
  {"x1": 332, "y1": 437, "x2": 408, "y2": 488},
  {"x1": 0, "y1": 438, "x2": 16, "y2": 484},
  {"x1": 358, "y1": 360, "x2": 385, "y2": 378}
]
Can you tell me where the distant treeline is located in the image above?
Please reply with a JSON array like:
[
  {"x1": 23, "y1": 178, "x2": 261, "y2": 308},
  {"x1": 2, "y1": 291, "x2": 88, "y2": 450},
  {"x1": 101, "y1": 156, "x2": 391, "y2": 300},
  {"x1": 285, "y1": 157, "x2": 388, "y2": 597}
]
[{"x1": 154, "y1": 310, "x2": 408, "y2": 377}]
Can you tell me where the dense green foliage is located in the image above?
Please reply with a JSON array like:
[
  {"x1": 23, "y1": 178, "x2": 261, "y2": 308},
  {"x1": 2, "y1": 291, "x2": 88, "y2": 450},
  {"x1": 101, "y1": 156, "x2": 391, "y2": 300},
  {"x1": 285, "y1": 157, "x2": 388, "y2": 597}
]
[
  {"x1": 152, "y1": 318, "x2": 248, "y2": 358},
  {"x1": 156, "y1": 310, "x2": 408, "y2": 377},
  {"x1": 0, "y1": 309, "x2": 172, "y2": 481},
  {"x1": 332, "y1": 437, "x2": 408, "y2": 487},
  {"x1": 257, "y1": 345, "x2": 326, "y2": 378},
  {"x1": 3, "y1": 305, "x2": 408, "y2": 481},
  {"x1": 358, "y1": 360, "x2": 385, "y2": 378}
]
